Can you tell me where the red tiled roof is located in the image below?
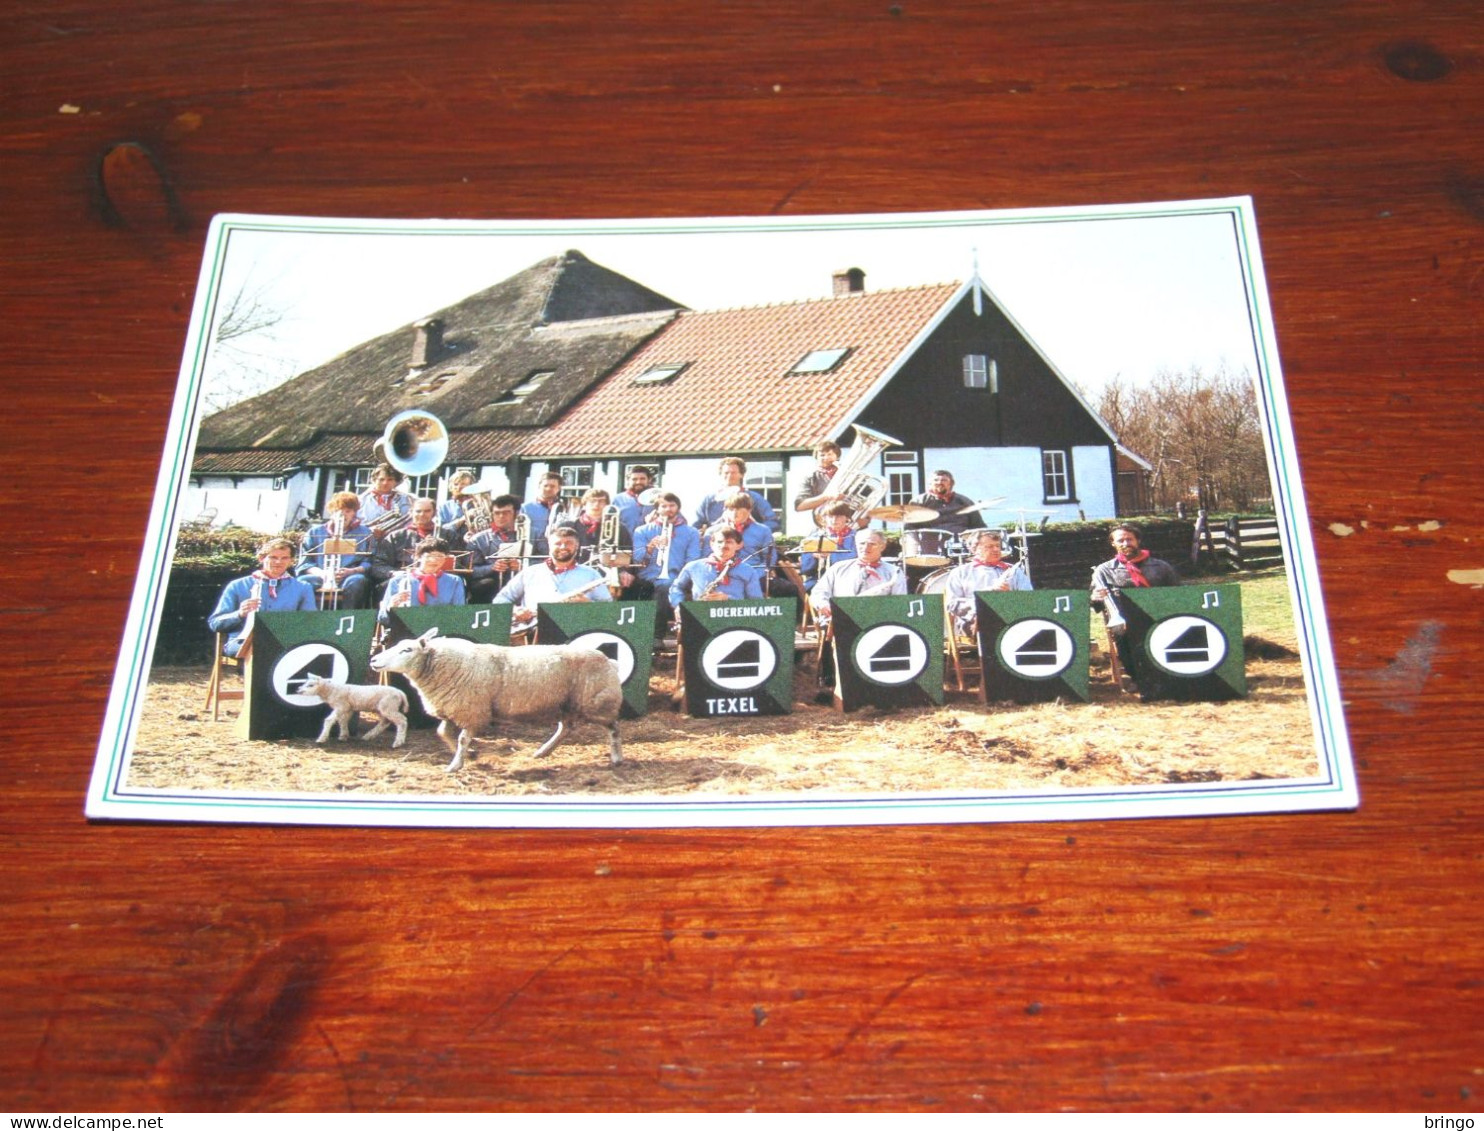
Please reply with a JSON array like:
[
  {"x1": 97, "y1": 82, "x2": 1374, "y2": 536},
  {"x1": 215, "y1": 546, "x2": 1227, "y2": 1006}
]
[{"x1": 522, "y1": 282, "x2": 962, "y2": 457}]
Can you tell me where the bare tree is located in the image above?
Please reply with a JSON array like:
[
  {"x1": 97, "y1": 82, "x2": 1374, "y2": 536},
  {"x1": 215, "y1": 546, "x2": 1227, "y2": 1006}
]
[
  {"x1": 1097, "y1": 365, "x2": 1269, "y2": 513},
  {"x1": 199, "y1": 269, "x2": 301, "y2": 414}
]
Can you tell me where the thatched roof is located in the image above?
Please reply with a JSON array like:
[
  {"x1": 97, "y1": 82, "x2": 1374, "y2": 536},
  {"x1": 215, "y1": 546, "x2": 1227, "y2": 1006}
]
[{"x1": 194, "y1": 250, "x2": 682, "y2": 470}]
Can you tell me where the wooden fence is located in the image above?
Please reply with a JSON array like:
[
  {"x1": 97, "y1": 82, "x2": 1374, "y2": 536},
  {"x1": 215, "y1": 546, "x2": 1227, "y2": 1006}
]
[{"x1": 1194, "y1": 514, "x2": 1285, "y2": 571}]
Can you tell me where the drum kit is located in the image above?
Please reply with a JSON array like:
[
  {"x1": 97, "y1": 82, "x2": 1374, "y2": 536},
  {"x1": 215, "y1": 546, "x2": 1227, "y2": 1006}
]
[{"x1": 852, "y1": 495, "x2": 1044, "y2": 592}]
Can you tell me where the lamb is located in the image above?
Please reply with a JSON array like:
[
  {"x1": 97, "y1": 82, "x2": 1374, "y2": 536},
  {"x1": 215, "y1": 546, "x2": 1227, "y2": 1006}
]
[
  {"x1": 368, "y1": 627, "x2": 623, "y2": 773},
  {"x1": 300, "y1": 673, "x2": 409, "y2": 749}
]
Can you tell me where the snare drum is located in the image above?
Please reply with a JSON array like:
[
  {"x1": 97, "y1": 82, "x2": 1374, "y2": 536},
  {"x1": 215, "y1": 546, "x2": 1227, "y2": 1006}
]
[
  {"x1": 916, "y1": 566, "x2": 953, "y2": 595},
  {"x1": 901, "y1": 527, "x2": 954, "y2": 568}
]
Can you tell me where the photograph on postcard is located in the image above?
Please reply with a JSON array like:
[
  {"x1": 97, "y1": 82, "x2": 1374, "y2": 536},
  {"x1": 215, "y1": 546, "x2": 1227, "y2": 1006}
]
[{"x1": 86, "y1": 200, "x2": 1355, "y2": 826}]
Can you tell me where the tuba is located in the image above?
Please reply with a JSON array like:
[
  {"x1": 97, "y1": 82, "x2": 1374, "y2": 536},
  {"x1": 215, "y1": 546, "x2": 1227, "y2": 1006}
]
[
  {"x1": 815, "y1": 423, "x2": 904, "y2": 527},
  {"x1": 373, "y1": 410, "x2": 449, "y2": 478}
]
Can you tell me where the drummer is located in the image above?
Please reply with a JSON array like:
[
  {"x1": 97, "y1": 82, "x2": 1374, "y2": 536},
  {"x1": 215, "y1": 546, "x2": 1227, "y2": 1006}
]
[
  {"x1": 798, "y1": 503, "x2": 858, "y2": 594},
  {"x1": 904, "y1": 469, "x2": 986, "y2": 538}
]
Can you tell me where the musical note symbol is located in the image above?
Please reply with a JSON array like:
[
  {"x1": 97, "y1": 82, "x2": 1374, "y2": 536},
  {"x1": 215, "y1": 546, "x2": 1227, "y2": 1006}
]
[
  {"x1": 1053, "y1": 595, "x2": 1071, "y2": 613},
  {"x1": 907, "y1": 598, "x2": 925, "y2": 618},
  {"x1": 335, "y1": 615, "x2": 355, "y2": 636},
  {"x1": 617, "y1": 606, "x2": 636, "y2": 625},
  {"x1": 471, "y1": 608, "x2": 491, "y2": 629},
  {"x1": 1202, "y1": 590, "x2": 1220, "y2": 609}
]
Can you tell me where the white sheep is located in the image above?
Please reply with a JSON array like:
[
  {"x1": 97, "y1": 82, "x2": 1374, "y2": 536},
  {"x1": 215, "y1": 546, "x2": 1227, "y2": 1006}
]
[
  {"x1": 300, "y1": 673, "x2": 409, "y2": 749},
  {"x1": 368, "y1": 627, "x2": 623, "y2": 773}
]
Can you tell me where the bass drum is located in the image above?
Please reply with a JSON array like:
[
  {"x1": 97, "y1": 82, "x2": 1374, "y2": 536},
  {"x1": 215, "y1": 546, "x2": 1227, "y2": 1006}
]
[{"x1": 916, "y1": 566, "x2": 953, "y2": 595}]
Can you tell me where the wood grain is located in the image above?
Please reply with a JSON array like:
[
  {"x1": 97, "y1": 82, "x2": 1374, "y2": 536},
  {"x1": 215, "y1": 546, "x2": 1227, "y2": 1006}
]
[{"x1": 2, "y1": 0, "x2": 1481, "y2": 1111}]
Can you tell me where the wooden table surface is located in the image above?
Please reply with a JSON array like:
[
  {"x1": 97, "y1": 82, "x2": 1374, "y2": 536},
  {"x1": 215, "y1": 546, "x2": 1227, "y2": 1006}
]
[{"x1": 3, "y1": 1, "x2": 1481, "y2": 1112}]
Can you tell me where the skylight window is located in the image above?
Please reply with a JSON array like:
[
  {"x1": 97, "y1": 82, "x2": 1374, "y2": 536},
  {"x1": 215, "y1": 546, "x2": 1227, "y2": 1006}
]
[
  {"x1": 492, "y1": 370, "x2": 554, "y2": 405},
  {"x1": 633, "y1": 362, "x2": 688, "y2": 386},
  {"x1": 788, "y1": 348, "x2": 851, "y2": 375},
  {"x1": 412, "y1": 371, "x2": 458, "y2": 395}
]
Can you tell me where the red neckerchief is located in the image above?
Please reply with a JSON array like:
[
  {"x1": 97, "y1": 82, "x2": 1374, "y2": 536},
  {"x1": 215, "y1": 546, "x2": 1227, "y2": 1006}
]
[
  {"x1": 375, "y1": 493, "x2": 394, "y2": 510},
  {"x1": 976, "y1": 558, "x2": 1009, "y2": 572},
  {"x1": 411, "y1": 524, "x2": 435, "y2": 540},
  {"x1": 932, "y1": 488, "x2": 953, "y2": 503},
  {"x1": 251, "y1": 569, "x2": 280, "y2": 600},
  {"x1": 732, "y1": 516, "x2": 752, "y2": 533},
  {"x1": 580, "y1": 515, "x2": 601, "y2": 536},
  {"x1": 821, "y1": 465, "x2": 837, "y2": 480},
  {"x1": 859, "y1": 563, "x2": 882, "y2": 583},
  {"x1": 494, "y1": 527, "x2": 517, "y2": 541},
  {"x1": 546, "y1": 558, "x2": 578, "y2": 575},
  {"x1": 412, "y1": 569, "x2": 442, "y2": 604},
  {"x1": 1117, "y1": 549, "x2": 1152, "y2": 587}
]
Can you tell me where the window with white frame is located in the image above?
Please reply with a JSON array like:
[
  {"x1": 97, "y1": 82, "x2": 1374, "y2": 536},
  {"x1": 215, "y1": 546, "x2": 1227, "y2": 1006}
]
[
  {"x1": 883, "y1": 449, "x2": 920, "y2": 506},
  {"x1": 963, "y1": 354, "x2": 997, "y2": 392},
  {"x1": 1042, "y1": 449, "x2": 1070, "y2": 501},
  {"x1": 558, "y1": 463, "x2": 593, "y2": 501},
  {"x1": 788, "y1": 348, "x2": 851, "y2": 375},
  {"x1": 746, "y1": 460, "x2": 784, "y2": 513}
]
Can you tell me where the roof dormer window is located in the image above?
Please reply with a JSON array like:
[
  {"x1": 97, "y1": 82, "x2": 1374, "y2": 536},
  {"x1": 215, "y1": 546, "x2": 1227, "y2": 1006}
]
[{"x1": 788, "y1": 347, "x2": 851, "y2": 375}]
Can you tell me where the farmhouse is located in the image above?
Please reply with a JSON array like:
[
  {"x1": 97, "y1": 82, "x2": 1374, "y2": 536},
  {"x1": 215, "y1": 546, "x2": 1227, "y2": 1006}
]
[{"x1": 189, "y1": 253, "x2": 1137, "y2": 535}]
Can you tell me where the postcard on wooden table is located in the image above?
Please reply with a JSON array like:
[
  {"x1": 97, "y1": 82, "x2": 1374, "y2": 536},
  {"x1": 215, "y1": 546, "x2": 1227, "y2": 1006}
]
[{"x1": 86, "y1": 199, "x2": 1357, "y2": 828}]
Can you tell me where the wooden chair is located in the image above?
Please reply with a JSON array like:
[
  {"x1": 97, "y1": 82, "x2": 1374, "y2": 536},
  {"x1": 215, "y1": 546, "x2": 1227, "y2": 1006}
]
[
  {"x1": 944, "y1": 608, "x2": 983, "y2": 694},
  {"x1": 203, "y1": 631, "x2": 245, "y2": 721}
]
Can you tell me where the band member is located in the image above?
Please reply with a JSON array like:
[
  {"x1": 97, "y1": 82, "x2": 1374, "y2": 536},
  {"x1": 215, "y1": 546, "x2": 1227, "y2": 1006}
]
[
  {"x1": 359, "y1": 463, "x2": 415, "y2": 533},
  {"x1": 722, "y1": 492, "x2": 798, "y2": 602},
  {"x1": 792, "y1": 439, "x2": 854, "y2": 521},
  {"x1": 569, "y1": 488, "x2": 632, "y2": 558},
  {"x1": 692, "y1": 457, "x2": 780, "y2": 534},
  {"x1": 378, "y1": 536, "x2": 467, "y2": 624},
  {"x1": 1091, "y1": 523, "x2": 1180, "y2": 681},
  {"x1": 520, "y1": 471, "x2": 567, "y2": 554},
  {"x1": 369, "y1": 497, "x2": 443, "y2": 597},
  {"x1": 905, "y1": 469, "x2": 985, "y2": 538},
  {"x1": 495, "y1": 523, "x2": 612, "y2": 629},
  {"x1": 465, "y1": 493, "x2": 527, "y2": 603},
  {"x1": 296, "y1": 492, "x2": 376, "y2": 608},
  {"x1": 671, "y1": 527, "x2": 765, "y2": 603},
  {"x1": 945, "y1": 529, "x2": 1032, "y2": 637},
  {"x1": 208, "y1": 538, "x2": 318, "y2": 657},
  {"x1": 613, "y1": 466, "x2": 656, "y2": 537},
  {"x1": 809, "y1": 530, "x2": 907, "y2": 622},
  {"x1": 437, "y1": 470, "x2": 477, "y2": 528},
  {"x1": 633, "y1": 492, "x2": 704, "y2": 636},
  {"x1": 798, "y1": 503, "x2": 858, "y2": 593}
]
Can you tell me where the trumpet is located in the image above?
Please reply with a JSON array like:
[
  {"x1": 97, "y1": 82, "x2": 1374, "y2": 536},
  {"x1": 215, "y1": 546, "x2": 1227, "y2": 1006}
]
[
  {"x1": 318, "y1": 512, "x2": 355, "y2": 608},
  {"x1": 655, "y1": 517, "x2": 675, "y2": 582},
  {"x1": 1093, "y1": 567, "x2": 1127, "y2": 632}
]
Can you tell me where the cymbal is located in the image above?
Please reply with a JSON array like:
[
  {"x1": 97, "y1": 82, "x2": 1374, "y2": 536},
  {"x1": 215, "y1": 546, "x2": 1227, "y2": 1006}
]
[
  {"x1": 869, "y1": 504, "x2": 938, "y2": 523},
  {"x1": 955, "y1": 496, "x2": 1008, "y2": 515},
  {"x1": 797, "y1": 536, "x2": 839, "y2": 553}
]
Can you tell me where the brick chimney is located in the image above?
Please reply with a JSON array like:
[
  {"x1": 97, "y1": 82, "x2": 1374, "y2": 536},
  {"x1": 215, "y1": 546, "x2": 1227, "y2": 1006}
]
[
  {"x1": 832, "y1": 267, "x2": 866, "y2": 296},
  {"x1": 410, "y1": 317, "x2": 445, "y2": 368}
]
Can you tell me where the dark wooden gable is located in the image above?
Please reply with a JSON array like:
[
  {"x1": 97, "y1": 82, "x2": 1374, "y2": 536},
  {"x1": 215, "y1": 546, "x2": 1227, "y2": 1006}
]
[{"x1": 855, "y1": 288, "x2": 1110, "y2": 452}]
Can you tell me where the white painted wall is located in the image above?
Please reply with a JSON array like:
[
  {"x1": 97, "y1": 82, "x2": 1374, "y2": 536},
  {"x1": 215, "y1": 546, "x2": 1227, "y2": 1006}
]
[
  {"x1": 183, "y1": 475, "x2": 300, "y2": 533},
  {"x1": 921, "y1": 445, "x2": 1116, "y2": 524}
]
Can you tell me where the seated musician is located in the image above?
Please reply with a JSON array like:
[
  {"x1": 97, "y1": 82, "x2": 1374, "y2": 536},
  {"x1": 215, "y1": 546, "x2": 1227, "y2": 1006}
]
[
  {"x1": 793, "y1": 440, "x2": 846, "y2": 517},
  {"x1": 438, "y1": 470, "x2": 476, "y2": 529},
  {"x1": 723, "y1": 492, "x2": 800, "y2": 604},
  {"x1": 945, "y1": 529, "x2": 1032, "y2": 637},
  {"x1": 520, "y1": 471, "x2": 567, "y2": 555},
  {"x1": 296, "y1": 491, "x2": 376, "y2": 608},
  {"x1": 465, "y1": 493, "x2": 527, "y2": 604},
  {"x1": 359, "y1": 463, "x2": 415, "y2": 535},
  {"x1": 207, "y1": 537, "x2": 317, "y2": 657},
  {"x1": 378, "y1": 536, "x2": 467, "y2": 624},
  {"x1": 613, "y1": 466, "x2": 656, "y2": 538},
  {"x1": 633, "y1": 492, "x2": 704, "y2": 638},
  {"x1": 692, "y1": 457, "x2": 780, "y2": 534},
  {"x1": 809, "y1": 530, "x2": 906, "y2": 623},
  {"x1": 1090, "y1": 523, "x2": 1180, "y2": 681},
  {"x1": 494, "y1": 523, "x2": 612, "y2": 629},
  {"x1": 671, "y1": 527, "x2": 765, "y2": 605},
  {"x1": 369, "y1": 497, "x2": 443, "y2": 599},
  {"x1": 798, "y1": 504, "x2": 858, "y2": 594},
  {"x1": 569, "y1": 489, "x2": 632, "y2": 558},
  {"x1": 905, "y1": 469, "x2": 985, "y2": 539}
]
